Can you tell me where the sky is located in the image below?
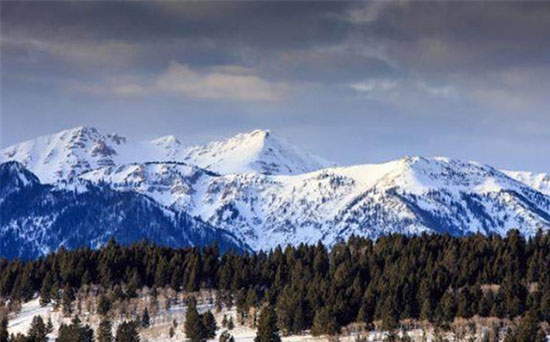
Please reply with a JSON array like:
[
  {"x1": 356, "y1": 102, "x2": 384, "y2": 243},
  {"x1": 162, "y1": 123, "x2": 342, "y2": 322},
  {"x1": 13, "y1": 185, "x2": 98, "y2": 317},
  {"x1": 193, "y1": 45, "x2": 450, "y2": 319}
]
[{"x1": 1, "y1": 1, "x2": 549, "y2": 172}]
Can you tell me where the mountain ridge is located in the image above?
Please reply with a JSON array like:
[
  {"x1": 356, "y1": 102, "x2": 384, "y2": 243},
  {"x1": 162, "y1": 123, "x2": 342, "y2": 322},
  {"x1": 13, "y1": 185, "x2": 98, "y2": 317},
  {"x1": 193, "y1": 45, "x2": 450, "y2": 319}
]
[{"x1": 1, "y1": 127, "x2": 549, "y2": 256}]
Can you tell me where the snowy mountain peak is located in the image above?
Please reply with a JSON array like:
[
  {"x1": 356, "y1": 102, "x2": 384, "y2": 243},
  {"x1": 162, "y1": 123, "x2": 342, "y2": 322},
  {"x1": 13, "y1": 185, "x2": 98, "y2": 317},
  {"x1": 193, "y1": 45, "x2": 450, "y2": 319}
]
[
  {"x1": 0, "y1": 161, "x2": 40, "y2": 187},
  {"x1": 0, "y1": 161, "x2": 40, "y2": 202},
  {"x1": 503, "y1": 170, "x2": 550, "y2": 195},
  {"x1": 151, "y1": 135, "x2": 181, "y2": 147},
  {"x1": 183, "y1": 129, "x2": 332, "y2": 175},
  {"x1": 0, "y1": 126, "x2": 126, "y2": 183}
]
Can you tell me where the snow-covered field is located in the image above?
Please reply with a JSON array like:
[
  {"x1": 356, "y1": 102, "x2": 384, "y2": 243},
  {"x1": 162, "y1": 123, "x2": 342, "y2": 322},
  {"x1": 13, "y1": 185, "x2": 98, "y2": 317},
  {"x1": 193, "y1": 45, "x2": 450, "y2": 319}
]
[
  {"x1": 11, "y1": 297, "x2": 548, "y2": 342},
  {"x1": 7, "y1": 298, "x2": 411, "y2": 342}
]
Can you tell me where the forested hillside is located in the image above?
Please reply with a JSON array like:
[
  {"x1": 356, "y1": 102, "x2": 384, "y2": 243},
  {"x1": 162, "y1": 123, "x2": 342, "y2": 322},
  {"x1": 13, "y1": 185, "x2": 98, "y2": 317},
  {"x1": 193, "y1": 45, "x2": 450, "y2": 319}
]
[{"x1": 1, "y1": 231, "x2": 549, "y2": 340}]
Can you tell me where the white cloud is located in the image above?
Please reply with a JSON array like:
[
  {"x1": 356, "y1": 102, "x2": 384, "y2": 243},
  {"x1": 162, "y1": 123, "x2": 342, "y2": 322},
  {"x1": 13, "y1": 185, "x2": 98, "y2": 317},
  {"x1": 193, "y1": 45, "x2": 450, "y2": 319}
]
[
  {"x1": 349, "y1": 78, "x2": 397, "y2": 93},
  {"x1": 156, "y1": 62, "x2": 286, "y2": 101},
  {"x1": 346, "y1": 2, "x2": 391, "y2": 24},
  {"x1": 70, "y1": 62, "x2": 287, "y2": 102}
]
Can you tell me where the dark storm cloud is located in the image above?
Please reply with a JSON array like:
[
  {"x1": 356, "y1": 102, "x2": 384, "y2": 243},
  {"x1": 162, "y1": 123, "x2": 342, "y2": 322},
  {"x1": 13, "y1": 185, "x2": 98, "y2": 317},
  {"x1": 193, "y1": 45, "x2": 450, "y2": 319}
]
[
  {"x1": 2, "y1": 1, "x2": 550, "y2": 171},
  {"x1": 3, "y1": 1, "x2": 549, "y2": 83}
]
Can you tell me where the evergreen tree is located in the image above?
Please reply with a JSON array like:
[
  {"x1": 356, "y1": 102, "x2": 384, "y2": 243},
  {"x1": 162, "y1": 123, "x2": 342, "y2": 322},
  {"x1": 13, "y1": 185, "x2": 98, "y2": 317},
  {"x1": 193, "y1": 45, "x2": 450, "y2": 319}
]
[
  {"x1": 227, "y1": 317, "x2": 235, "y2": 331},
  {"x1": 0, "y1": 316, "x2": 8, "y2": 342},
  {"x1": 97, "y1": 294, "x2": 112, "y2": 316},
  {"x1": 254, "y1": 305, "x2": 281, "y2": 342},
  {"x1": 61, "y1": 286, "x2": 74, "y2": 316},
  {"x1": 140, "y1": 308, "x2": 150, "y2": 328},
  {"x1": 202, "y1": 311, "x2": 217, "y2": 339},
  {"x1": 39, "y1": 273, "x2": 53, "y2": 307},
  {"x1": 46, "y1": 318, "x2": 54, "y2": 334},
  {"x1": 222, "y1": 315, "x2": 228, "y2": 328},
  {"x1": 97, "y1": 319, "x2": 113, "y2": 342},
  {"x1": 50, "y1": 282, "x2": 60, "y2": 309},
  {"x1": 505, "y1": 311, "x2": 544, "y2": 342},
  {"x1": 169, "y1": 326, "x2": 175, "y2": 339},
  {"x1": 184, "y1": 297, "x2": 205, "y2": 342},
  {"x1": 311, "y1": 308, "x2": 339, "y2": 336},
  {"x1": 115, "y1": 321, "x2": 140, "y2": 342},
  {"x1": 57, "y1": 316, "x2": 94, "y2": 342},
  {"x1": 27, "y1": 316, "x2": 48, "y2": 342}
]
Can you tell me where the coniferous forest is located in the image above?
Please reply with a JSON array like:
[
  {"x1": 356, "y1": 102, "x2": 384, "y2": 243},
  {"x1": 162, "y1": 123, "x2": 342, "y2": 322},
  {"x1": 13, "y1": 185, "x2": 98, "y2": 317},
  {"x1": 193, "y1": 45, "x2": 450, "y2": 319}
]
[{"x1": 1, "y1": 230, "x2": 549, "y2": 341}]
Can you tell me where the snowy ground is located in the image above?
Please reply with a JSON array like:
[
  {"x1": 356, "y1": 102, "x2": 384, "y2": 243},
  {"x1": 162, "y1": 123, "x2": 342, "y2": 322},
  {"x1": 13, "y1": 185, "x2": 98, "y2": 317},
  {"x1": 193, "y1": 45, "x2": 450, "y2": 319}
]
[{"x1": 7, "y1": 298, "x2": 549, "y2": 342}]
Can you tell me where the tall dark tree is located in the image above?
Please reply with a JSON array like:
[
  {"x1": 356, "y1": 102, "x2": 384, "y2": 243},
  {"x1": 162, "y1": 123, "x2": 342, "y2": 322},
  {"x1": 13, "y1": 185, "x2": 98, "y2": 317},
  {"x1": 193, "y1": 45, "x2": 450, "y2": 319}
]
[
  {"x1": 184, "y1": 297, "x2": 205, "y2": 342},
  {"x1": 115, "y1": 322, "x2": 140, "y2": 342},
  {"x1": 61, "y1": 285, "x2": 74, "y2": 316},
  {"x1": 57, "y1": 316, "x2": 94, "y2": 342},
  {"x1": 0, "y1": 316, "x2": 8, "y2": 342},
  {"x1": 97, "y1": 294, "x2": 112, "y2": 316},
  {"x1": 254, "y1": 305, "x2": 281, "y2": 342},
  {"x1": 97, "y1": 319, "x2": 113, "y2": 342},
  {"x1": 311, "y1": 308, "x2": 338, "y2": 336},
  {"x1": 202, "y1": 311, "x2": 217, "y2": 339},
  {"x1": 39, "y1": 273, "x2": 53, "y2": 307},
  {"x1": 140, "y1": 308, "x2": 150, "y2": 328},
  {"x1": 27, "y1": 316, "x2": 48, "y2": 342}
]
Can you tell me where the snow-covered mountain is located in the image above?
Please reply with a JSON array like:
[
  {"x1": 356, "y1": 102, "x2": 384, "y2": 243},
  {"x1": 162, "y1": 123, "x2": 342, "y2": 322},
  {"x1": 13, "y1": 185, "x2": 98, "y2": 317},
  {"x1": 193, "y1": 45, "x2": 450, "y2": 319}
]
[
  {"x1": 0, "y1": 161, "x2": 248, "y2": 259},
  {"x1": 181, "y1": 129, "x2": 332, "y2": 175},
  {"x1": 0, "y1": 127, "x2": 330, "y2": 182},
  {"x1": 2, "y1": 126, "x2": 549, "y2": 256},
  {"x1": 0, "y1": 127, "x2": 127, "y2": 184},
  {"x1": 502, "y1": 170, "x2": 550, "y2": 195},
  {"x1": 80, "y1": 157, "x2": 550, "y2": 251}
]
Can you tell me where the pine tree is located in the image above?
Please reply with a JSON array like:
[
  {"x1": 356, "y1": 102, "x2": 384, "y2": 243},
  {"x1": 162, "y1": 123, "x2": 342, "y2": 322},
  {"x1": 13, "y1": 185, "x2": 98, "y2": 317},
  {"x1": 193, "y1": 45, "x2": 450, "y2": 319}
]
[
  {"x1": 115, "y1": 321, "x2": 140, "y2": 342},
  {"x1": 50, "y1": 282, "x2": 60, "y2": 309},
  {"x1": 0, "y1": 316, "x2": 8, "y2": 342},
  {"x1": 202, "y1": 310, "x2": 217, "y2": 339},
  {"x1": 222, "y1": 315, "x2": 228, "y2": 328},
  {"x1": 27, "y1": 315, "x2": 48, "y2": 342},
  {"x1": 254, "y1": 305, "x2": 281, "y2": 342},
  {"x1": 184, "y1": 297, "x2": 206, "y2": 342},
  {"x1": 46, "y1": 318, "x2": 54, "y2": 334},
  {"x1": 98, "y1": 319, "x2": 113, "y2": 342},
  {"x1": 311, "y1": 308, "x2": 339, "y2": 336},
  {"x1": 505, "y1": 311, "x2": 543, "y2": 342},
  {"x1": 140, "y1": 308, "x2": 150, "y2": 328},
  {"x1": 39, "y1": 273, "x2": 53, "y2": 307},
  {"x1": 227, "y1": 317, "x2": 235, "y2": 330},
  {"x1": 169, "y1": 326, "x2": 175, "y2": 338},
  {"x1": 61, "y1": 285, "x2": 74, "y2": 316},
  {"x1": 57, "y1": 316, "x2": 94, "y2": 342},
  {"x1": 97, "y1": 294, "x2": 112, "y2": 316}
]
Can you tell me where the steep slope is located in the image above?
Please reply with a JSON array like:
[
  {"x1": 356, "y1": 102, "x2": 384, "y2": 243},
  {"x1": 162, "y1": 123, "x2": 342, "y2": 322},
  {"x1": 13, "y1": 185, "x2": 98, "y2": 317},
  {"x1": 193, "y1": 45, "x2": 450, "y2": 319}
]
[
  {"x1": 0, "y1": 162, "x2": 248, "y2": 259},
  {"x1": 79, "y1": 157, "x2": 550, "y2": 251},
  {"x1": 79, "y1": 161, "x2": 218, "y2": 210},
  {"x1": 181, "y1": 129, "x2": 332, "y2": 175},
  {"x1": 0, "y1": 127, "x2": 128, "y2": 183},
  {"x1": 0, "y1": 161, "x2": 40, "y2": 203},
  {"x1": 503, "y1": 170, "x2": 550, "y2": 195}
]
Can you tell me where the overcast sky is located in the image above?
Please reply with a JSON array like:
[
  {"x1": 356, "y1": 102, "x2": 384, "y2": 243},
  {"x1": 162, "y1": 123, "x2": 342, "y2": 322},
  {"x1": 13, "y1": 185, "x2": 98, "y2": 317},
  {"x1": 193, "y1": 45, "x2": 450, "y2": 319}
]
[{"x1": 1, "y1": 1, "x2": 549, "y2": 172}]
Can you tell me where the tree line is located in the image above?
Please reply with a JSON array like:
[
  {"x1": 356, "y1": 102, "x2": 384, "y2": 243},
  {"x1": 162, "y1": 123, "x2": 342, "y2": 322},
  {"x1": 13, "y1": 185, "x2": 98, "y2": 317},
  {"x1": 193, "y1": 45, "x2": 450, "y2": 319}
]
[{"x1": 1, "y1": 230, "x2": 549, "y2": 337}]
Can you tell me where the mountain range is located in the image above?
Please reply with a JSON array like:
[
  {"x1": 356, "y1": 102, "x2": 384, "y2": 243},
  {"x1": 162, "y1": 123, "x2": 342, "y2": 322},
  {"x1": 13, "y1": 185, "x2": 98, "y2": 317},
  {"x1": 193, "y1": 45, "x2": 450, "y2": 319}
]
[{"x1": 1, "y1": 126, "x2": 549, "y2": 258}]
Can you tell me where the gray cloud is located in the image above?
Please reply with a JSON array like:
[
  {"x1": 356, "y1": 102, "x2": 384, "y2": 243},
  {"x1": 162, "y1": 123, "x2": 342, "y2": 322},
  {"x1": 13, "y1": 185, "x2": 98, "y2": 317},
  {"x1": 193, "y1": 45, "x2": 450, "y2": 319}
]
[{"x1": 2, "y1": 1, "x2": 550, "y2": 171}]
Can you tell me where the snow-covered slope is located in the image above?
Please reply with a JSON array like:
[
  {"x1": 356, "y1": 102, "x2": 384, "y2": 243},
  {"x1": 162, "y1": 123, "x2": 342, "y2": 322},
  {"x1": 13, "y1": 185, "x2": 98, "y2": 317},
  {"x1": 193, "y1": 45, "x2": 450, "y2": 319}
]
[
  {"x1": 3, "y1": 126, "x2": 549, "y2": 254},
  {"x1": 80, "y1": 157, "x2": 550, "y2": 251},
  {"x1": 0, "y1": 127, "x2": 128, "y2": 184},
  {"x1": 181, "y1": 129, "x2": 332, "y2": 175},
  {"x1": 1, "y1": 127, "x2": 330, "y2": 182},
  {"x1": 0, "y1": 162, "x2": 248, "y2": 259},
  {"x1": 503, "y1": 170, "x2": 550, "y2": 195}
]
